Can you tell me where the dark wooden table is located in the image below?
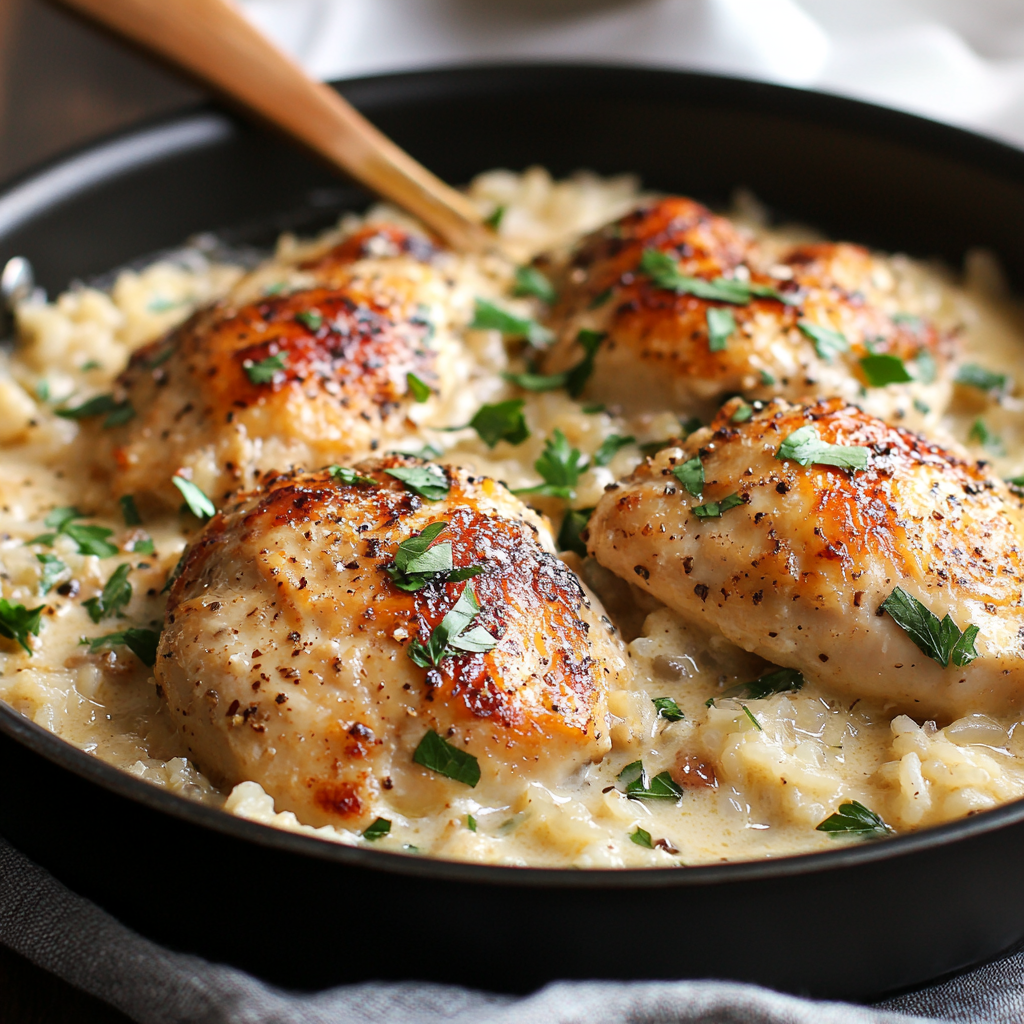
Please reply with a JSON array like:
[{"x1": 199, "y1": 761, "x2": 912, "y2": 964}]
[{"x1": 1, "y1": 3, "x2": 201, "y2": 1019}]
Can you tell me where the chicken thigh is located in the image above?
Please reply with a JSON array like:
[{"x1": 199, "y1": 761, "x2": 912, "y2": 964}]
[
  {"x1": 587, "y1": 397, "x2": 1024, "y2": 719},
  {"x1": 157, "y1": 455, "x2": 630, "y2": 829},
  {"x1": 539, "y1": 197, "x2": 951, "y2": 420}
]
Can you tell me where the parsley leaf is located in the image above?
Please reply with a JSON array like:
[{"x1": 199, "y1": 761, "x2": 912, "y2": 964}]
[
  {"x1": 557, "y1": 507, "x2": 593, "y2": 557},
  {"x1": 722, "y1": 667, "x2": 804, "y2": 701},
  {"x1": 0, "y1": 599, "x2": 44, "y2": 653},
  {"x1": 798, "y1": 321, "x2": 849, "y2": 361},
  {"x1": 469, "y1": 298, "x2": 553, "y2": 347},
  {"x1": 513, "y1": 266, "x2": 557, "y2": 304},
  {"x1": 881, "y1": 587, "x2": 980, "y2": 668},
  {"x1": 244, "y1": 353, "x2": 287, "y2": 384},
  {"x1": 502, "y1": 370, "x2": 567, "y2": 392},
  {"x1": 652, "y1": 696, "x2": 685, "y2": 722},
  {"x1": 620, "y1": 760, "x2": 683, "y2": 801},
  {"x1": 405, "y1": 372, "x2": 431, "y2": 403},
  {"x1": 119, "y1": 495, "x2": 142, "y2": 527},
  {"x1": 860, "y1": 354, "x2": 913, "y2": 387},
  {"x1": 385, "y1": 465, "x2": 450, "y2": 501},
  {"x1": 514, "y1": 429, "x2": 588, "y2": 499},
  {"x1": 673, "y1": 456, "x2": 704, "y2": 499},
  {"x1": 85, "y1": 627, "x2": 160, "y2": 666},
  {"x1": 386, "y1": 522, "x2": 483, "y2": 593},
  {"x1": 956, "y1": 363, "x2": 1008, "y2": 393},
  {"x1": 295, "y1": 310, "x2": 323, "y2": 331},
  {"x1": 36, "y1": 554, "x2": 66, "y2": 595},
  {"x1": 969, "y1": 419, "x2": 1006, "y2": 457},
  {"x1": 33, "y1": 508, "x2": 119, "y2": 558},
  {"x1": 328, "y1": 465, "x2": 377, "y2": 487},
  {"x1": 362, "y1": 817, "x2": 392, "y2": 841},
  {"x1": 706, "y1": 307, "x2": 736, "y2": 352},
  {"x1": 468, "y1": 399, "x2": 530, "y2": 447},
  {"x1": 407, "y1": 581, "x2": 497, "y2": 667},
  {"x1": 759, "y1": 369, "x2": 776, "y2": 386},
  {"x1": 172, "y1": 477, "x2": 215, "y2": 520},
  {"x1": 630, "y1": 827, "x2": 654, "y2": 849},
  {"x1": 640, "y1": 249, "x2": 793, "y2": 305},
  {"x1": 467, "y1": 814, "x2": 477, "y2": 831},
  {"x1": 55, "y1": 393, "x2": 135, "y2": 428},
  {"x1": 412, "y1": 729, "x2": 481, "y2": 787},
  {"x1": 730, "y1": 401, "x2": 753, "y2": 423},
  {"x1": 776, "y1": 425, "x2": 870, "y2": 471},
  {"x1": 564, "y1": 329, "x2": 605, "y2": 398},
  {"x1": 593, "y1": 434, "x2": 635, "y2": 467},
  {"x1": 589, "y1": 288, "x2": 613, "y2": 309},
  {"x1": 692, "y1": 492, "x2": 744, "y2": 519},
  {"x1": 484, "y1": 205, "x2": 506, "y2": 230},
  {"x1": 127, "y1": 537, "x2": 154, "y2": 555},
  {"x1": 816, "y1": 801, "x2": 894, "y2": 837},
  {"x1": 83, "y1": 563, "x2": 132, "y2": 623}
]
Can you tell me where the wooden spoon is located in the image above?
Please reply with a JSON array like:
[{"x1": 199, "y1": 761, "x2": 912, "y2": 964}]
[{"x1": 53, "y1": 0, "x2": 494, "y2": 252}]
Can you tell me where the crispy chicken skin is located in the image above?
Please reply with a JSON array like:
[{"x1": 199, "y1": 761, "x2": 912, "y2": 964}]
[
  {"x1": 98, "y1": 225, "x2": 448, "y2": 510},
  {"x1": 156, "y1": 456, "x2": 629, "y2": 828},
  {"x1": 587, "y1": 398, "x2": 1024, "y2": 719},
  {"x1": 540, "y1": 197, "x2": 951, "y2": 419}
]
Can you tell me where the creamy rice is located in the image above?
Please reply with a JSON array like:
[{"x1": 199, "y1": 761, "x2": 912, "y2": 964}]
[{"x1": 3, "y1": 167, "x2": 1024, "y2": 867}]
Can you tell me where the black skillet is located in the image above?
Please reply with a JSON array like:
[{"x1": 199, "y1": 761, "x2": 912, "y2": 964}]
[{"x1": 2, "y1": 65, "x2": 1024, "y2": 1001}]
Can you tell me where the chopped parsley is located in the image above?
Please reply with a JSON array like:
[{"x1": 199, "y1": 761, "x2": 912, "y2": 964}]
[
  {"x1": 385, "y1": 465, "x2": 450, "y2": 501},
  {"x1": 816, "y1": 800, "x2": 894, "y2": 837},
  {"x1": 652, "y1": 697, "x2": 685, "y2": 722},
  {"x1": 673, "y1": 456, "x2": 704, "y2": 499},
  {"x1": 469, "y1": 298, "x2": 553, "y2": 347},
  {"x1": 618, "y1": 760, "x2": 683, "y2": 801},
  {"x1": 565, "y1": 329, "x2": 605, "y2": 398},
  {"x1": 55, "y1": 393, "x2": 135, "y2": 428},
  {"x1": 84, "y1": 627, "x2": 160, "y2": 666},
  {"x1": 1007, "y1": 474, "x2": 1024, "y2": 495},
  {"x1": 881, "y1": 587, "x2": 979, "y2": 668},
  {"x1": 244, "y1": 353, "x2": 287, "y2": 384},
  {"x1": 32, "y1": 507, "x2": 118, "y2": 558},
  {"x1": 913, "y1": 351, "x2": 937, "y2": 384},
  {"x1": 407, "y1": 582, "x2": 497, "y2": 668},
  {"x1": 412, "y1": 729, "x2": 481, "y2": 787},
  {"x1": 514, "y1": 429, "x2": 588, "y2": 500},
  {"x1": 860, "y1": 353, "x2": 913, "y2": 387},
  {"x1": 706, "y1": 307, "x2": 736, "y2": 352},
  {"x1": 588, "y1": 288, "x2": 613, "y2": 309},
  {"x1": 172, "y1": 477, "x2": 215, "y2": 520},
  {"x1": 630, "y1": 827, "x2": 654, "y2": 849},
  {"x1": 0, "y1": 599, "x2": 44, "y2": 654},
  {"x1": 513, "y1": 266, "x2": 557, "y2": 304},
  {"x1": 468, "y1": 400, "x2": 530, "y2": 447},
  {"x1": 127, "y1": 537, "x2": 154, "y2": 555},
  {"x1": 692, "y1": 492, "x2": 744, "y2": 519},
  {"x1": 722, "y1": 667, "x2": 804, "y2": 701},
  {"x1": 502, "y1": 369, "x2": 567, "y2": 392},
  {"x1": 759, "y1": 369, "x2": 776, "y2": 386},
  {"x1": 329, "y1": 465, "x2": 377, "y2": 486},
  {"x1": 798, "y1": 321, "x2": 849, "y2": 361},
  {"x1": 362, "y1": 817, "x2": 392, "y2": 841},
  {"x1": 640, "y1": 249, "x2": 793, "y2": 305},
  {"x1": 484, "y1": 205, "x2": 506, "y2": 230},
  {"x1": 730, "y1": 401, "x2": 754, "y2": 423},
  {"x1": 741, "y1": 704, "x2": 763, "y2": 731},
  {"x1": 385, "y1": 522, "x2": 483, "y2": 593},
  {"x1": 955, "y1": 363, "x2": 1008, "y2": 394},
  {"x1": 119, "y1": 495, "x2": 142, "y2": 527},
  {"x1": 406, "y1": 372, "x2": 431, "y2": 403},
  {"x1": 294, "y1": 310, "x2": 323, "y2": 331},
  {"x1": 36, "y1": 554, "x2": 66, "y2": 595},
  {"x1": 776, "y1": 425, "x2": 870, "y2": 471},
  {"x1": 969, "y1": 419, "x2": 1006, "y2": 457},
  {"x1": 83, "y1": 563, "x2": 132, "y2": 623},
  {"x1": 592, "y1": 434, "x2": 635, "y2": 467},
  {"x1": 467, "y1": 814, "x2": 477, "y2": 832},
  {"x1": 557, "y1": 507, "x2": 593, "y2": 557}
]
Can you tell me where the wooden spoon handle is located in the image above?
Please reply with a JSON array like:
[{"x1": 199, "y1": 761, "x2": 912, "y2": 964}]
[{"x1": 54, "y1": 0, "x2": 493, "y2": 252}]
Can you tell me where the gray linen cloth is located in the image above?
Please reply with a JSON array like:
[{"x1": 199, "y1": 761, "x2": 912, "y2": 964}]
[{"x1": 1, "y1": 835, "x2": 1022, "y2": 1024}]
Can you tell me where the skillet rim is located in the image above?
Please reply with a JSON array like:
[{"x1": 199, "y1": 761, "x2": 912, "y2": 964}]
[{"x1": 4, "y1": 61, "x2": 1024, "y2": 890}]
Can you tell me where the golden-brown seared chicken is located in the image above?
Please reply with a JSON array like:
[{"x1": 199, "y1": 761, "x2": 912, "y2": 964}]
[
  {"x1": 588, "y1": 397, "x2": 1024, "y2": 719},
  {"x1": 540, "y1": 197, "x2": 951, "y2": 419},
  {"x1": 104, "y1": 277, "x2": 439, "y2": 509},
  {"x1": 157, "y1": 456, "x2": 629, "y2": 830}
]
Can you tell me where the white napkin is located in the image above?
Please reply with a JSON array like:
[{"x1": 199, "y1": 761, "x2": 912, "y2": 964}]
[{"x1": 238, "y1": 0, "x2": 1024, "y2": 147}]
